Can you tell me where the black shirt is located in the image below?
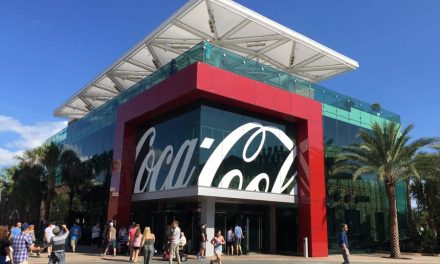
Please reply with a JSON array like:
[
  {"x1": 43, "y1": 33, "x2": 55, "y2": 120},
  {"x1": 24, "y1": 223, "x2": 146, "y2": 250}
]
[
  {"x1": 200, "y1": 226, "x2": 207, "y2": 242},
  {"x1": 0, "y1": 238, "x2": 10, "y2": 256}
]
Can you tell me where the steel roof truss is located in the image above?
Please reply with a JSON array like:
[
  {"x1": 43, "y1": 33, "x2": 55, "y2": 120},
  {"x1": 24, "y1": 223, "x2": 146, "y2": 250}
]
[
  {"x1": 93, "y1": 84, "x2": 119, "y2": 95},
  {"x1": 174, "y1": 21, "x2": 213, "y2": 41},
  {"x1": 107, "y1": 75, "x2": 126, "y2": 92}
]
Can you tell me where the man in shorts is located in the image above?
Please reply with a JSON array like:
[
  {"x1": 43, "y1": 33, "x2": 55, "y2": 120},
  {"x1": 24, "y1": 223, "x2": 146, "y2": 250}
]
[
  {"x1": 234, "y1": 223, "x2": 244, "y2": 256},
  {"x1": 197, "y1": 223, "x2": 207, "y2": 259},
  {"x1": 69, "y1": 222, "x2": 81, "y2": 252},
  {"x1": 44, "y1": 223, "x2": 55, "y2": 256},
  {"x1": 102, "y1": 222, "x2": 117, "y2": 256}
]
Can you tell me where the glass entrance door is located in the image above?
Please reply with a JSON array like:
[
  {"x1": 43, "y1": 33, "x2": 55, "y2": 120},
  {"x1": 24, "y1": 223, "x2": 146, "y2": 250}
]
[
  {"x1": 244, "y1": 215, "x2": 263, "y2": 252},
  {"x1": 215, "y1": 203, "x2": 269, "y2": 253}
]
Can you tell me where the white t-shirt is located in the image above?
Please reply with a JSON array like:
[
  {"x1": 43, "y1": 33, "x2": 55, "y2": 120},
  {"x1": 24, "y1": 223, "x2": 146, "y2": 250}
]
[
  {"x1": 171, "y1": 227, "x2": 181, "y2": 244},
  {"x1": 45, "y1": 226, "x2": 55, "y2": 242},
  {"x1": 92, "y1": 226, "x2": 101, "y2": 239}
]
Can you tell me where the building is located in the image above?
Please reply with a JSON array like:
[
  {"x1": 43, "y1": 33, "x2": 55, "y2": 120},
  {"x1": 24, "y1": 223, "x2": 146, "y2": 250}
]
[{"x1": 50, "y1": 0, "x2": 407, "y2": 257}]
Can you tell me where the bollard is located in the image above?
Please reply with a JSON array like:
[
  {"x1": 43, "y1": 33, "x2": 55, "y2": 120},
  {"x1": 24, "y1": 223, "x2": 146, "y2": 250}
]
[{"x1": 304, "y1": 237, "x2": 309, "y2": 258}]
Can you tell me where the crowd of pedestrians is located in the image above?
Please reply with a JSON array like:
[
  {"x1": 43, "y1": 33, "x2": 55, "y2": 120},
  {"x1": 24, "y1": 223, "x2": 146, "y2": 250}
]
[
  {"x1": 0, "y1": 219, "x2": 252, "y2": 264},
  {"x1": 0, "y1": 221, "x2": 78, "y2": 264}
]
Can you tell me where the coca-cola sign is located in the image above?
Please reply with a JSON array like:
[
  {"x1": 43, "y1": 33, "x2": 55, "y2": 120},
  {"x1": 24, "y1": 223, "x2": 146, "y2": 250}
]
[{"x1": 134, "y1": 122, "x2": 297, "y2": 195}]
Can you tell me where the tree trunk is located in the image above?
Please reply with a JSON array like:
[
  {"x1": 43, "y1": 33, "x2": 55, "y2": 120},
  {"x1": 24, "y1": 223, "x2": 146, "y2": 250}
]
[
  {"x1": 428, "y1": 213, "x2": 438, "y2": 237},
  {"x1": 386, "y1": 183, "x2": 401, "y2": 258},
  {"x1": 405, "y1": 178, "x2": 413, "y2": 225},
  {"x1": 68, "y1": 190, "x2": 75, "y2": 226},
  {"x1": 44, "y1": 188, "x2": 53, "y2": 221}
]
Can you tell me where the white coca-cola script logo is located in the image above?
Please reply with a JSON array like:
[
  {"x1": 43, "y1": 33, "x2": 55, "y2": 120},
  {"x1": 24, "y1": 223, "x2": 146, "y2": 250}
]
[{"x1": 134, "y1": 122, "x2": 297, "y2": 195}]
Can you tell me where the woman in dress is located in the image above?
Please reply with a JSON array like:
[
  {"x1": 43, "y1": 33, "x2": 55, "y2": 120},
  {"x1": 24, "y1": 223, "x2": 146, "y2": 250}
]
[
  {"x1": 130, "y1": 227, "x2": 142, "y2": 262},
  {"x1": 210, "y1": 230, "x2": 225, "y2": 264},
  {"x1": 141, "y1": 227, "x2": 155, "y2": 264}
]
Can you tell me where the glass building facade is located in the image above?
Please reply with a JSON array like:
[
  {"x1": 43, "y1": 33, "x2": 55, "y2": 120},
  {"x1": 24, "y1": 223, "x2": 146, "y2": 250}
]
[
  {"x1": 132, "y1": 103, "x2": 297, "y2": 253},
  {"x1": 50, "y1": 42, "x2": 407, "y2": 253}
]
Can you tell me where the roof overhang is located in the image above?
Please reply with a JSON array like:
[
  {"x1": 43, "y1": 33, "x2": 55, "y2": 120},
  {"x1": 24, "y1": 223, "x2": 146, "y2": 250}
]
[{"x1": 54, "y1": 0, "x2": 359, "y2": 119}]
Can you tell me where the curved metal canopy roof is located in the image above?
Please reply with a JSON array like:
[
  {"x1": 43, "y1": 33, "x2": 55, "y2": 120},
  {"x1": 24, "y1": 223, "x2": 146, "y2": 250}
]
[{"x1": 55, "y1": 0, "x2": 359, "y2": 119}]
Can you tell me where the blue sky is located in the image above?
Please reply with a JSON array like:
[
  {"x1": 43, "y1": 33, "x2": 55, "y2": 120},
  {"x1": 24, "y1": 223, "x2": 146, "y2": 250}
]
[{"x1": 1, "y1": 0, "x2": 439, "y2": 166}]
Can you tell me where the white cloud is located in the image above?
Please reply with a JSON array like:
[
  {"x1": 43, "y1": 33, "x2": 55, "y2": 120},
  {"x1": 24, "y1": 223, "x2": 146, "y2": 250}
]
[
  {"x1": 0, "y1": 148, "x2": 23, "y2": 166},
  {"x1": 0, "y1": 115, "x2": 67, "y2": 167}
]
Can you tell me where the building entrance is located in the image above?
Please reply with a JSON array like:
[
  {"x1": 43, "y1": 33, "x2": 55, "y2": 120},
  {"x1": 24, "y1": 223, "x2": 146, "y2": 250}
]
[
  {"x1": 215, "y1": 203, "x2": 270, "y2": 253},
  {"x1": 132, "y1": 200, "x2": 298, "y2": 255}
]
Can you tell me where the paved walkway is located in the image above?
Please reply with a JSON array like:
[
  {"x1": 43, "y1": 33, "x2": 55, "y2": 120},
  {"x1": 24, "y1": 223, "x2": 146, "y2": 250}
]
[{"x1": 27, "y1": 250, "x2": 439, "y2": 264}]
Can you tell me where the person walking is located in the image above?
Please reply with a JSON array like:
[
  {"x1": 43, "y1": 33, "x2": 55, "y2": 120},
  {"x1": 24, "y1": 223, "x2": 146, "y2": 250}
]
[
  {"x1": 197, "y1": 223, "x2": 207, "y2": 259},
  {"x1": 0, "y1": 226, "x2": 13, "y2": 264},
  {"x1": 169, "y1": 221, "x2": 181, "y2": 264},
  {"x1": 44, "y1": 223, "x2": 55, "y2": 256},
  {"x1": 11, "y1": 223, "x2": 41, "y2": 264},
  {"x1": 9, "y1": 222, "x2": 21, "y2": 240},
  {"x1": 141, "y1": 227, "x2": 155, "y2": 264},
  {"x1": 130, "y1": 228, "x2": 142, "y2": 263},
  {"x1": 102, "y1": 222, "x2": 117, "y2": 257},
  {"x1": 226, "y1": 227, "x2": 235, "y2": 255},
  {"x1": 48, "y1": 225, "x2": 70, "y2": 264},
  {"x1": 210, "y1": 230, "x2": 225, "y2": 264},
  {"x1": 91, "y1": 223, "x2": 101, "y2": 249},
  {"x1": 234, "y1": 223, "x2": 244, "y2": 255},
  {"x1": 338, "y1": 223, "x2": 350, "y2": 264},
  {"x1": 127, "y1": 223, "x2": 137, "y2": 261},
  {"x1": 69, "y1": 222, "x2": 81, "y2": 252},
  {"x1": 117, "y1": 225, "x2": 128, "y2": 255},
  {"x1": 27, "y1": 225, "x2": 39, "y2": 256}
]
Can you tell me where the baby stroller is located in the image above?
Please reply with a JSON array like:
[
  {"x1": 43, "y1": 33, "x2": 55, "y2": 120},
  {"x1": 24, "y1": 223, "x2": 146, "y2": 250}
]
[
  {"x1": 118, "y1": 239, "x2": 129, "y2": 256},
  {"x1": 162, "y1": 241, "x2": 187, "y2": 262}
]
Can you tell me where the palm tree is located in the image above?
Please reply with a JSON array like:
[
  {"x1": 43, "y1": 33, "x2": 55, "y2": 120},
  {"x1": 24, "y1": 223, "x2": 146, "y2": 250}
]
[
  {"x1": 412, "y1": 146, "x2": 440, "y2": 237},
  {"x1": 60, "y1": 149, "x2": 93, "y2": 224},
  {"x1": 40, "y1": 142, "x2": 63, "y2": 221},
  {"x1": 333, "y1": 121, "x2": 436, "y2": 258}
]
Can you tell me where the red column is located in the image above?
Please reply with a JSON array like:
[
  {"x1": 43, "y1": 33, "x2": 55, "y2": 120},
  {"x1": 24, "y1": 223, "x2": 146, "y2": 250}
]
[
  {"x1": 107, "y1": 121, "x2": 136, "y2": 227},
  {"x1": 296, "y1": 108, "x2": 328, "y2": 257}
]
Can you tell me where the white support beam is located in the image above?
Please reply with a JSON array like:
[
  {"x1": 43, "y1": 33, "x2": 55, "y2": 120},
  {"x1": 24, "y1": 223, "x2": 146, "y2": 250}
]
[
  {"x1": 288, "y1": 41, "x2": 297, "y2": 71},
  {"x1": 259, "y1": 54, "x2": 289, "y2": 72},
  {"x1": 146, "y1": 44, "x2": 162, "y2": 68},
  {"x1": 296, "y1": 64, "x2": 350, "y2": 72},
  {"x1": 222, "y1": 34, "x2": 285, "y2": 45},
  {"x1": 205, "y1": 0, "x2": 220, "y2": 43},
  {"x1": 125, "y1": 58, "x2": 157, "y2": 72},
  {"x1": 220, "y1": 19, "x2": 251, "y2": 40},
  {"x1": 79, "y1": 97, "x2": 95, "y2": 111},
  {"x1": 108, "y1": 74, "x2": 126, "y2": 92},
  {"x1": 66, "y1": 105, "x2": 88, "y2": 113},
  {"x1": 291, "y1": 53, "x2": 325, "y2": 70},
  {"x1": 174, "y1": 21, "x2": 213, "y2": 40},
  {"x1": 256, "y1": 38, "x2": 290, "y2": 55},
  {"x1": 150, "y1": 42, "x2": 186, "y2": 55},
  {"x1": 152, "y1": 38, "x2": 202, "y2": 45},
  {"x1": 93, "y1": 84, "x2": 120, "y2": 94}
]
